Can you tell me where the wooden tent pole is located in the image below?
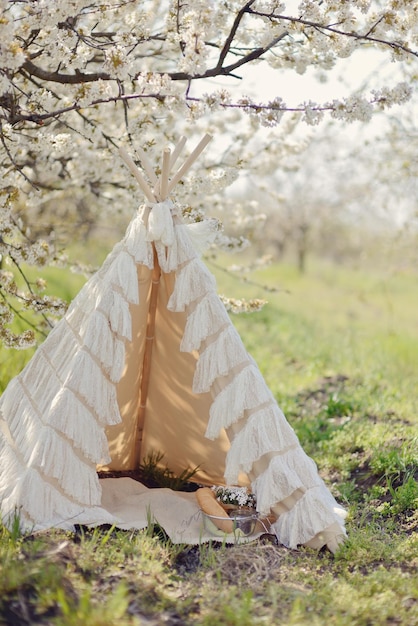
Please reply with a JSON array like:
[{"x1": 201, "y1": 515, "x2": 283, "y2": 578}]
[
  {"x1": 169, "y1": 136, "x2": 187, "y2": 171},
  {"x1": 118, "y1": 147, "x2": 156, "y2": 203},
  {"x1": 136, "y1": 146, "x2": 159, "y2": 187},
  {"x1": 160, "y1": 148, "x2": 171, "y2": 201},
  {"x1": 134, "y1": 246, "x2": 161, "y2": 466},
  {"x1": 167, "y1": 134, "x2": 212, "y2": 194}
]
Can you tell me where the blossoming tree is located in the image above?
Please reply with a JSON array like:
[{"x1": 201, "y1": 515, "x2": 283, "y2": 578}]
[{"x1": 0, "y1": 0, "x2": 417, "y2": 348}]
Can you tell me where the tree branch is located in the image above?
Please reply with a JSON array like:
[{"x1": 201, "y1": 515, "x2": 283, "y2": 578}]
[
  {"x1": 216, "y1": 0, "x2": 257, "y2": 69},
  {"x1": 248, "y1": 9, "x2": 418, "y2": 59},
  {"x1": 21, "y1": 59, "x2": 110, "y2": 84},
  {"x1": 170, "y1": 31, "x2": 288, "y2": 80}
]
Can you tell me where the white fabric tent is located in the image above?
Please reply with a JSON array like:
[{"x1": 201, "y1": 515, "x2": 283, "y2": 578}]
[{"x1": 0, "y1": 136, "x2": 346, "y2": 551}]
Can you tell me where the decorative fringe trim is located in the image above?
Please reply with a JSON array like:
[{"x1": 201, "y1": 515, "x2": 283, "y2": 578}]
[
  {"x1": 252, "y1": 449, "x2": 319, "y2": 516},
  {"x1": 109, "y1": 337, "x2": 126, "y2": 383},
  {"x1": 271, "y1": 485, "x2": 347, "y2": 549},
  {"x1": 67, "y1": 270, "x2": 110, "y2": 320},
  {"x1": 0, "y1": 380, "x2": 49, "y2": 464},
  {"x1": 3, "y1": 467, "x2": 88, "y2": 530},
  {"x1": 0, "y1": 377, "x2": 22, "y2": 416},
  {"x1": 28, "y1": 427, "x2": 101, "y2": 505},
  {"x1": 66, "y1": 237, "x2": 131, "y2": 323},
  {"x1": 82, "y1": 311, "x2": 126, "y2": 382},
  {"x1": 41, "y1": 323, "x2": 80, "y2": 379},
  {"x1": 0, "y1": 427, "x2": 25, "y2": 501},
  {"x1": 154, "y1": 240, "x2": 177, "y2": 274},
  {"x1": 66, "y1": 350, "x2": 121, "y2": 426},
  {"x1": 168, "y1": 258, "x2": 217, "y2": 312},
  {"x1": 30, "y1": 367, "x2": 62, "y2": 417},
  {"x1": 107, "y1": 291, "x2": 132, "y2": 341},
  {"x1": 82, "y1": 311, "x2": 113, "y2": 365},
  {"x1": 106, "y1": 250, "x2": 139, "y2": 304},
  {"x1": 0, "y1": 434, "x2": 87, "y2": 531},
  {"x1": 125, "y1": 210, "x2": 154, "y2": 267},
  {"x1": 155, "y1": 223, "x2": 199, "y2": 273},
  {"x1": 206, "y1": 364, "x2": 273, "y2": 440},
  {"x1": 154, "y1": 241, "x2": 170, "y2": 273},
  {"x1": 19, "y1": 350, "x2": 55, "y2": 399},
  {"x1": 48, "y1": 388, "x2": 111, "y2": 464},
  {"x1": 224, "y1": 404, "x2": 300, "y2": 483},
  {"x1": 66, "y1": 278, "x2": 99, "y2": 319},
  {"x1": 65, "y1": 304, "x2": 85, "y2": 334},
  {"x1": 181, "y1": 293, "x2": 230, "y2": 353},
  {"x1": 174, "y1": 224, "x2": 199, "y2": 264},
  {"x1": 193, "y1": 326, "x2": 249, "y2": 394}
]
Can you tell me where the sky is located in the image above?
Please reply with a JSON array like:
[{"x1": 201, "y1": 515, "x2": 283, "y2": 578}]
[{"x1": 199, "y1": 45, "x2": 405, "y2": 108}]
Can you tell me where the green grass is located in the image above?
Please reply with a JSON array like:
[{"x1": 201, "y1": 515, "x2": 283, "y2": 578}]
[{"x1": 1, "y1": 256, "x2": 418, "y2": 625}]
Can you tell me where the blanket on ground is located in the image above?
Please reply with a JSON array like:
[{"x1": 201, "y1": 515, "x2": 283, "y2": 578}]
[{"x1": 98, "y1": 478, "x2": 265, "y2": 544}]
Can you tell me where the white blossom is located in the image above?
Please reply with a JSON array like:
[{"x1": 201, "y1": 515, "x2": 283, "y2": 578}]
[
  {"x1": 103, "y1": 45, "x2": 131, "y2": 81},
  {"x1": 301, "y1": 101, "x2": 325, "y2": 125},
  {"x1": 0, "y1": 0, "x2": 417, "y2": 346}
]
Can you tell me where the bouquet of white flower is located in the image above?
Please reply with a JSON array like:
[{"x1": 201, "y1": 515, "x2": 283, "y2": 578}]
[{"x1": 212, "y1": 485, "x2": 256, "y2": 509}]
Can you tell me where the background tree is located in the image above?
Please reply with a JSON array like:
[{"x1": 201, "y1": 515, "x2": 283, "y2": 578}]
[{"x1": 1, "y1": 0, "x2": 417, "y2": 347}]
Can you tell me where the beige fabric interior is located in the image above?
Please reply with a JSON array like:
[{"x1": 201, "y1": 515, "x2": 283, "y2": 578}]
[{"x1": 101, "y1": 263, "x2": 232, "y2": 486}]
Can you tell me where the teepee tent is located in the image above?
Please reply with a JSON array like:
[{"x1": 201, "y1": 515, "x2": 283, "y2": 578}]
[{"x1": 0, "y1": 136, "x2": 346, "y2": 551}]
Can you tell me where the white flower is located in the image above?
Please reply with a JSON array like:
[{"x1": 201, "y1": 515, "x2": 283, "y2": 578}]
[
  {"x1": 103, "y1": 45, "x2": 131, "y2": 81},
  {"x1": 301, "y1": 100, "x2": 325, "y2": 125},
  {"x1": 212, "y1": 486, "x2": 257, "y2": 508}
]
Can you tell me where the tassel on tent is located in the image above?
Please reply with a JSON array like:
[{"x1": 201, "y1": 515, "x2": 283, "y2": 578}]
[
  {"x1": 125, "y1": 208, "x2": 154, "y2": 267},
  {"x1": 0, "y1": 378, "x2": 25, "y2": 418},
  {"x1": 168, "y1": 257, "x2": 217, "y2": 312},
  {"x1": 65, "y1": 351, "x2": 121, "y2": 426},
  {"x1": 271, "y1": 486, "x2": 347, "y2": 549},
  {"x1": 31, "y1": 367, "x2": 62, "y2": 416},
  {"x1": 20, "y1": 351, "x2": 56, "y2": 396},
  {"x1": 48, "y1": 388, "x2": 110, "y2": 464},
  {"x1": 0, "y1": 430, "x2": 24, "y2": 501},
  {"x1": 193, "y1": 325, "x2": 249, "y2": 394},
  {"x1": 103, "y1": 291, "x2": 132, "y2": 341},
  {"x1": 66, "y1": 272, "x2": 105, "y2": 320},
  {"x1": 154, "y1": 240, "x2": 174, "y2": 273},
  {"x1": 206, "y1": 364, "x2": 274, "y2": 439},
  {"x1": 38, "y1": 320, "x2": 73, "y2": 357},
  {"x1": 253, "y1": 458, "x2": 306, "y2": 516},
  {"x1": 42, "y1": 323, "x2": 80, "y2": 377},
  {"x1": 28, "y1": 427, "x2": 101, "y2": 505},
  {"x1": 82, "y1": 311, "x2": 115, "y2": 370},
  {"x1": 252, "y1": 449, "x2": 319, "y2": 515},
  {"x1": 82, "y1": 310, "x2": 126, "y2": 381},
  {"x1": 1, "y1": 380, "x2": 45, "y2": 463},
  {"x1": 181, "y1": 293, "x2": 230, "y2": 353},
  {"x1": 109, "y1": 337, "x2": 126, "y2": 383},
  {"x1": 155, "y1": 219, "x2": 217, "y2": 273},
  {"x1": 7, "y1": 403, "x2": 43, "y2": 464},
  {"x1": 106, "y1": 250, "x2": 139, "y2": 304},
  {"x1": 224, "y1": 404, "x2": 300, "y2": 483},
  {"x1": 154, "y1": 229, "x2": 196, "y2": 273},
  {"x1": 6, "y1": 467, "x2": 87, "y2": 529},
  {"x1": 166, "y1": 224, "x2": 198, "y2": 269}
]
